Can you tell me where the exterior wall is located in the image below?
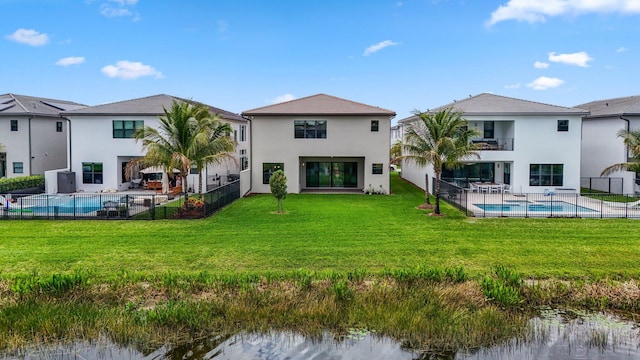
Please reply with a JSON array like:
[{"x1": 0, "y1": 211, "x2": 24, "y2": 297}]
[
  {"x1": 581, "y1": 116, "x2": 640, "y2": 194},
  {"x1": 250, "y1": 115, "x2": 391, "y2": 194},
  {"x1": 70, "y1": 115, "x2": 248, "y2": 193},
  {"x1": 0, "y1": 116, "x2": 31, "y2": 177},
  {"x1": 401, "y1": 115, "x2": 583, "y2": 194}
]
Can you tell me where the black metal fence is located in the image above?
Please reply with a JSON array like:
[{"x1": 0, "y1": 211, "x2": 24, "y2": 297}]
[
  {"x1": 580, "y1": 177, "x2": 624, "y2": 194},
  {"x1": 437, "y1": 179, "x2": 640, "y2": 218},
  {"x1": 1, "y1": 180, "x2": 240, "y2": 220}
]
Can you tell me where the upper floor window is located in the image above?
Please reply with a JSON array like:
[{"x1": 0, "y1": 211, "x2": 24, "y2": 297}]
[
  {"x1": 56, "y1": 121, "x2": 63, "y2": 132},
  {"x1": 529, "y1": 164, "x2": 563, "y2": 186},
  {"x1": 557, "y1": 120, "x2": 569, "y2": 132},
  {"x1": 10, "y1": 120, "x2": 17, "y2": 131},
  {"x1": 483, "y1": 121, "x2": 494, "y2": 138},
  {"x1": 240, "y1": 125, "x2": 247, "y2": 141},
  {"x1": 113, "y1": 120, "x2": 144, "y2": 138},
  {"x1": 295, "y1": 120, "x2": 326, "y2": 139},
  {"x1": 372, "y1": 163, "x2": 383, "y2": 174},
  {"x1": 371, "y1": 120, "x2": 379, "y2": 132},
  {"x1": 240, "y1": 149, "x2": 249, "y2": 171}
]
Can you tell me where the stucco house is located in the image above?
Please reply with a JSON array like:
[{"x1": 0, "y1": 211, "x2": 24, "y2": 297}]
[
  {"x1": 62, "y1": 94, "x2": 249, "y2": 194},
  {"x1": 0, "y1": 93, "x2": 85, "y2": 179},
  {"x1": 577, "y1": 95, "x2": 640, "y2": 194},
  {"x1": 242, "y1": 94, "x2": 396, "y2": 194},
  {"x1": 399, "y1": 93, "x2": 588, "y2": 194}
]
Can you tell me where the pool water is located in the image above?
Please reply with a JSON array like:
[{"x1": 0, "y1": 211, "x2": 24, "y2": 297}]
[
  {"x1": 474, "y1": 201, "x2": 597, "y2": 213},
  {"x1": 25, "y1": 195, "x2": 103, "y2": 214}
]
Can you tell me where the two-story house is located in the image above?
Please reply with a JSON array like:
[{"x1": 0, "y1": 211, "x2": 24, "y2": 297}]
[
  {"x1": 577, "y1": 95, "x2": 640, "y2": 194},
  {"x1": 62, "y1": 94, "x2": 249, "y2": 193},
  {"x1": 0, "y1": 93, "x2": 85, "y2": 179},
  {"x1": 399, "y1": 93, "x2": 588, "y2": 194},
  {"x1": 242, "y1": 94, "x2": 396, "y2": 194}
]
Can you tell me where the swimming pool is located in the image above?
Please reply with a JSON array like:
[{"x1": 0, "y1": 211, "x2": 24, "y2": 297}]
[
  {"x1": 473, "y1": 200, "x2": 597, "y2": 214},
  {"x1": 22, "y1": 195, "x2": 103, "y2": 214}
]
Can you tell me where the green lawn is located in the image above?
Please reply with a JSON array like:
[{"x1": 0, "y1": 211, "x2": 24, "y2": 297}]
[{"x1": 1, "y1": 173, "x2": 639, "y2": 279}]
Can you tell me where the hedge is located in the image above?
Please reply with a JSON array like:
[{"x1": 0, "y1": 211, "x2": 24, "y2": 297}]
[{"x1": 0, "y1": 175, "x2": 45, "y2": 193}]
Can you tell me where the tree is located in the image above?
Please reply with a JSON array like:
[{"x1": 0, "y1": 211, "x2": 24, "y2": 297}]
[
  {"x1": 601, "y1": 128, "x2": 640, "y2": 176},
  {"x1": 190, "y1": 117, "x2": 235, "y2": 197},
  {"x1": 269, "y1": 169, "x2": 287, "y2": 213},
  {"x1": 402, "y1": 108, "x2": 480, "y2": 215},
  {"x1": 134, "y1": 100, "x2": 235, "y2": 199},
  {"x1": 390, "y1": 140, "x2": 402, "y2": 166}
]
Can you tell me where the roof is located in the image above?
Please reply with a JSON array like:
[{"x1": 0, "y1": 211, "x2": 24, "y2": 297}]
[
  {"x1": 62, "y1": 94, "x2": 245, "y2": 122},
  {"x1": 398, "y1": 93, "x2": 588, "y2": 123},
  {"x1": 0, "y1": 93, "x2": 86, "y2": 116},
  {"x1": 242, "y1": 94, "x2": 396, "y2": 117},
  {"x1": 575, "y1": 95, "x2": 640, "y2": 118}
]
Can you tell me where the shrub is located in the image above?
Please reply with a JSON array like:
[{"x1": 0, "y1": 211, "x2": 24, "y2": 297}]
[{"x1": 0, "y1": 175, "x2": 44, "y2": 193}]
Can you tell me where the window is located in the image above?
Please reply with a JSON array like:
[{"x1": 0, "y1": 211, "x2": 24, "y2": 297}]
[
  {"x1": 240, "y1": 149, "x2": 249, "y2": 171},
  {"x1": 240, "y1": 125, "x2": 246, "y2": 141},
  {"x1": 10, "y1": 120, "x2": 17, "y2": 131},
  {"x1": 483, "y1": 121, "x2": 494, "y2": 138},
  {"x1": 557, "y1": 120, "x2": 569, "y2": 132},
  {"x1": 294, "y1": 120, "x2": 326, "y2": 139},
  {"x1": 372, "y1": 163, "x2": 383, "y2": 174},
  {"x1": 13, "y1": 162, "x2": 23, "y2": 174},
  {"x1": 529, "y1": 164, "x2": 563, "y2": 186},
  {"x1": 263, "y1": 163, "x2": 283, "y2": 184},
  {"x1": 233, "y1": 130, "x2": 238, "y2": 141},
  {"x1": 190, "y1": 164, "x2": 199, "y2": 174},
  {"x1": 371, "y1": 120, "x2": 379, "y2": 132},
  {"x1": 56, "y1": 121, "x2": 63, "y2": 132},
  {"x1": 82, "y1": 162, "x2": 103, "y2": 184},
  {"x1": 113, "y1": 120, "x2": 144, "y2": 138}
]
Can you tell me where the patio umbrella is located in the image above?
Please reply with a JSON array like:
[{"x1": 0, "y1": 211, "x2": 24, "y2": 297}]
[{"x1": 138, "y1": 166, "x2": 180, "y2": 174}]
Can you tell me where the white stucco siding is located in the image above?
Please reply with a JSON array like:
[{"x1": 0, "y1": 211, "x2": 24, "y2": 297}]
[
  {"x1": 0, "y1": 116, "x2": 31, "y2": 177},
  {"x1": 400, "y1": 115, "x2": 583, "y2": 194},
  {"x1": 30, "y1": 117, "x2": 68, "y2": 175},
  {"x1": 70, "y1": 116, "x2": 157, "y2": 192},
  {"x1": 581, "y1": 117, "x2": 640, "y2": 194},
  {"x1": 250, "y1": 115, "x2": 391, "y2": 194}
]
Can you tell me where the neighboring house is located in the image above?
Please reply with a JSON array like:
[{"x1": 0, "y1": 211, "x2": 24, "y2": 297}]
[
  {"x1": 577, "y1": 95, "x2": 640, "y2": 194},
  {"x1": 399, "y1": 93, "x2": 588, "y2": 194},
  {"x1": 62, "y1": 94, "x2": 249, "y2": 193},
  {"x1": 0, "y1": 93, "x2": 85, "y2": 179},
  {"x1": 242, "y1": 94, "x2": 396, "y2": 194},
  {"x1": 390, "y1": 124, "x2": 402, "y2": 144}
]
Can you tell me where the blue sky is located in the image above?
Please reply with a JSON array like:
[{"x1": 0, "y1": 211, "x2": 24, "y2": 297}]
[{"x1": 1, "y1": 0, "x2": 639, "y2": 122}]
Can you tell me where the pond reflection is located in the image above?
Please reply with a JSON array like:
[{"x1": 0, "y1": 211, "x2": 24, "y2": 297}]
[{"x1": 7, "y1": 310, "x2": 640, "y2": 360}]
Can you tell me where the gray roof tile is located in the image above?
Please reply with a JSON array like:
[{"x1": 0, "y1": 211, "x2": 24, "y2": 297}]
[
  {"x1": 242, "y1": 93, "x2": 396, "y2": 116},
  {"x1": 399, "y1": 93, "x2": 587, "y2": 122},
  {"x1": 0, "y1": 93, "x2": 86, "y2": 116},
  {"x1": 62, "y1": 94, "x2": 245, "y2": 122},
  {"x1": 575, "y1": 95, "x2": 640, "y2": 118}
]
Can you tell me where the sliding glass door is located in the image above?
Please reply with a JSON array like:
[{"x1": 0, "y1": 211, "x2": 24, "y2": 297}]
[{"x1": 306, "y1": 162, "x2": 357, "y2": 188}]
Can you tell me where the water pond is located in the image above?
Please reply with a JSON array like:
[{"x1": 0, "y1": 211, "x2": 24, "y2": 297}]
[{"x1": 6, "y1": 309, "x2": 640, "y2": 360}]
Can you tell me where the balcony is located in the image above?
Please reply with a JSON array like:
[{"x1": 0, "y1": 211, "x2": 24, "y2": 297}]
[{"x1": 471, "y1": 138, "x2": 513, "y2": 151}]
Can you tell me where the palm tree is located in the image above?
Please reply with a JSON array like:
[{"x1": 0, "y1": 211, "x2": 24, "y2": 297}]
[
  {"x1": 601, "y1": 128, "x2": 640, "y2": 176},
  {"x1": 402, "y1": 108, "x2": 480, "y2": 215},
  {"x1": 390, "y1": 140, "x2": 402, "y2": 166},
  {"x1": 190, "y1": 117, "x2": 236, "y2": 196},
  {"x1": 134, "y1": 100, "x2": 235, "y2": 198}
]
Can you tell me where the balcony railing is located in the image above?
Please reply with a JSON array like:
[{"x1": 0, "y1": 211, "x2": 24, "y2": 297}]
[{"x1": 470, "y1": 138, "x2": 513, "y2": 151}]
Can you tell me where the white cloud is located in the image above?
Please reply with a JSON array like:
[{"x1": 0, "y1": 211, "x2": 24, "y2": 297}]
[
  {"x1": 101, "y1": 60, "x2": 163, "y2": 80},
  {"x1": 110, "y1": 0, "x2": 138, "y2": 5},
  {"x1": 101, "y1": 5, "x2": 131, "y2": 17},
  {"x1": 56, "y1": 56, "x2": 86, "y2": 67},
  {"x1": 271, "y1": 94, "x2": 296, "y2": 104},
  {"x1": 617, "y1": 46, "x2": 628, "y2": 53},
  {"x1": 504, "y1": 83, "x2": 521, "y2": 89},
  {"x1": 534, "y1": 61, "x2": 549, "y2": 69},
  {"x1": 5, "y1": 28, "x2": 49, "y2": 46},
  {"x1": 527, "y1": 76, "x2": 564, "y2": 90},
  {"x1": 548, "y1": 51, "x2": 593, "y2": 67},
  {"x1": 487, "y1": 0, "x2": 640, "y2": 26},
  {"x1": 363, "y1": 40, "x2": 399, "y2": 56}
]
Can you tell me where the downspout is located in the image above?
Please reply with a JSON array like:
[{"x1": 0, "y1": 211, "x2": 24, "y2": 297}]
[
  {"x1": 241, "y1": 114, "x2": 252, "y2": 196},
  {"x1": 61, "y1": 116, "x2": 72, "y2": 171},
  {"x1": 621, "y1": 115, "x2": 632, "y2": 194},
  {"x1": 28, "y1": 116, "x2": 33, "y2": 175}
]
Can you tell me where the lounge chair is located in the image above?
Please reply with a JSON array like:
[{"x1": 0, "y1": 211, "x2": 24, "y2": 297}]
[{"x1": 603, "y1": 199, "x2": 640, "y2": 209}]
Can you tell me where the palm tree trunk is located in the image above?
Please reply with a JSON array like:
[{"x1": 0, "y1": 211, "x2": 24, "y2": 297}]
[
  {"x1": 424, "y1": 173, "x2": 431, "y2": 205},
  {"x1": 198, "y1": 169, "x2": 203, "y2": 199},
  {"x1": 434, "y1": 171, "x2": 441, "y2": 215}
]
